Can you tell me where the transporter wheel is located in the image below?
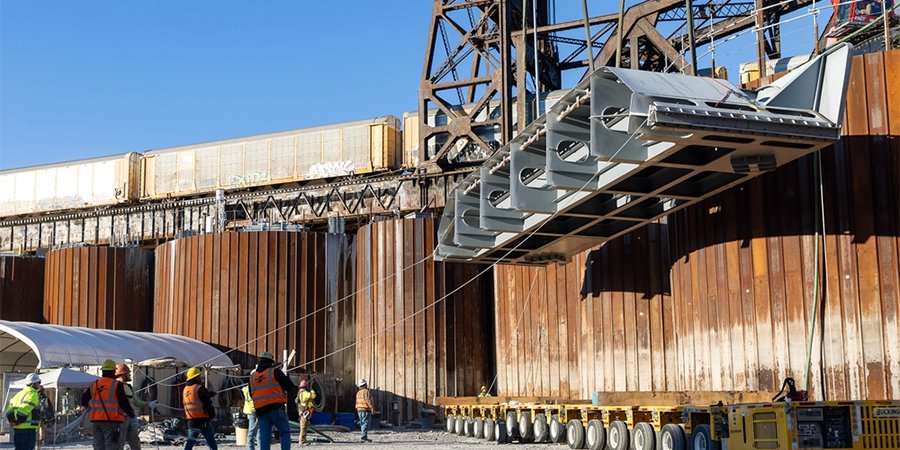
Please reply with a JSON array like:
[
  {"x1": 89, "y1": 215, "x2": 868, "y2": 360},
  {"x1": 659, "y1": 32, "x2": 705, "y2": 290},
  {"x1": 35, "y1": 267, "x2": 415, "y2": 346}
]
[
  {"x1": 690, "y1": 424, "x2": 720, "y2": 450},
  {"x1": 446, "y1": 414, "x2": 455, "y2": 433},
  {"x1": 473, "y1": 418, "x2": 484, "y2": 439},
  {"x1": 660, "y1": 424, "x2": 687, "y2": 450},
  {"x1": 549, "y1": 414, "x2": 565, "y2": 443},
  {"x1": 607, "y1": 420, "x2": 630, "y2": 450},
  {"x1": 505, "y1": 411, "x2": 519, "y2": 438},
  {"x1": 455, "y1": 416, "x2": 465, "y2": 436},
  {"x1": 484, "y1": 418, "x2": 495, "y2": 441},
  {"x1": 496, "y1": 421, "x2": 509, "y2": 444},
  {"x1": 632, "y1": 422, "x2": 656, "y2": 450},
  {"x1": 464, "y1": 418, "x2": 474, "y2": 437},
  {"x1": 533, "y1": 414, "x2": 549, "y2": 442},
  {"x1": 566, "y1": 420, "x2": 585, "y2": 449},
  {"x1": 518, "y1": 411, "x2": 533, "y2": 439},
  {"x1": 585, "y1": 419, "x2": 606, "y2": 450}
]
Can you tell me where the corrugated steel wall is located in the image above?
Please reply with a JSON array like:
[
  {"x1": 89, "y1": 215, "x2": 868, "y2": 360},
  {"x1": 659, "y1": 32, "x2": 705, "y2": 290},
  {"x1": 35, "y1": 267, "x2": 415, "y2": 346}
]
[
  {"x1": 356, "y1": 218, "x2": 494, "y2": 423},
  {"x1": 494, "y1": 51, "x2": 900, "y2": 402},
  {"x1": 44, "y1": 247, "x2": 153, "y2": 331},
  {"x1": 153, "y1": 231, "x2": 357, "y2": 409},
  {"x1": 0, "y1": 256, "x2": 46, "y2": 322}
]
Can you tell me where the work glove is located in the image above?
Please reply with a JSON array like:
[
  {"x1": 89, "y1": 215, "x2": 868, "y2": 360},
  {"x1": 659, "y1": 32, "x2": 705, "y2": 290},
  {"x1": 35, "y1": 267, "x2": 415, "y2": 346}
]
[{"x1": 148, "y1": 400, "x2": 158, "y2": 410}]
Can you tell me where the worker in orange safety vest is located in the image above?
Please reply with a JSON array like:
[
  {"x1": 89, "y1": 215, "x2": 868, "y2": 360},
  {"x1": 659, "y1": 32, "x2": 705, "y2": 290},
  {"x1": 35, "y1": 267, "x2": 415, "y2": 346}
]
[
  {"x1": 248, "y1": 352, "x2": 296, "y2": 450},
  {"x1": 81, "y1": 360, "x2": 135, "y2": 450},
  {"x1": 182, "y1": 367, "x2": 217, "y2": 450}
]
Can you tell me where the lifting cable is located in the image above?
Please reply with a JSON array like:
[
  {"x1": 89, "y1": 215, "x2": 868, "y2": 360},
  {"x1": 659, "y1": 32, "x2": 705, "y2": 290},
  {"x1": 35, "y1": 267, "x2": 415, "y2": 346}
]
[
  {"x1": 138, "y1": 119, "x2": 649, "y2": 399},
  {"x1": 803, "y1": 149, "x2": 829, "y2": 397},
  {"x1": 283, "y1": 120, "x2": 651, "y2": 382}
]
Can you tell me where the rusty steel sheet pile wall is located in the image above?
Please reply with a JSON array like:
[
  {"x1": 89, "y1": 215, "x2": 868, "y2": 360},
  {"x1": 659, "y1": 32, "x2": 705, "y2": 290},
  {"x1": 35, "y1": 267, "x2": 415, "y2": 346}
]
[
  {"x1": 356, "y1": 217, "x2": 494, "y2": 423},
  {"x1": 153, "y1": 231, "x2": 356, "y2": 409},
  {"x1": 44, "y1": 247, "x2": 153, "y2": 331},
  {"x1": 0, "y1": 256, "x2": 46, "y2": 322},
  {"x1": 494, "y1": 51, "x2": 900, "y2": 402}
]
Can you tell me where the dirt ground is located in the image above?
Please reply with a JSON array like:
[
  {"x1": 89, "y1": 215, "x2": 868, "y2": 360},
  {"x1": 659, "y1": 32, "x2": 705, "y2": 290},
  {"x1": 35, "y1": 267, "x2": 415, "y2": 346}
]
[{"x1": 1, "y1": 429, "x2": 554, "y2": 449}]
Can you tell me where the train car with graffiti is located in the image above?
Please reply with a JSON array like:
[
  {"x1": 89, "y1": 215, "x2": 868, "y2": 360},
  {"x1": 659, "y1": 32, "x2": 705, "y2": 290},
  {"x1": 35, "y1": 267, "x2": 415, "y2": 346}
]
[{"x1": 140, "y1": 115, "x2": 401, "y2": 200}]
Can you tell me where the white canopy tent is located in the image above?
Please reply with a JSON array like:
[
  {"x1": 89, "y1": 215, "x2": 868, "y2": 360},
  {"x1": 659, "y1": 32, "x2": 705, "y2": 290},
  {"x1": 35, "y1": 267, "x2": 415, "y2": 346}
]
[
  {"x1": 0, "y1": 320, "x2": 233, "y2": 372},
  {"x1": 9, "y1": 368, "x2": 98, "y2": 389}
]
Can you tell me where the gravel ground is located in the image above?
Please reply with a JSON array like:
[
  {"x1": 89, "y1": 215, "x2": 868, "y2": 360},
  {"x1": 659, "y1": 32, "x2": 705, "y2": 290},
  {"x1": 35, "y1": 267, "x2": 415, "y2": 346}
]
[{"x1": 1, "y1": 430, "x2": 555, "y2": 449}]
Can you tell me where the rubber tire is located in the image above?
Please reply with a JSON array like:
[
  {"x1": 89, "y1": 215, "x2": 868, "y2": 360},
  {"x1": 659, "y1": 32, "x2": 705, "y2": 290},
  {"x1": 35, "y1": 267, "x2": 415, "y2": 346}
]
[
  {"x1": 456, "y1": 416, "x2": 465, "y2": 436},
  {"x1": 505, "y1": 411, "x2": 519, "y2": 438},
  {"x1": 660, "y1": 424, "x2": 687, "y2": 450},
  {"x1": 464, "y1": 418, "x2": 474, "y2": 437},
  {"x1": 690, "y1": 424, "x2": 720, "y2": 450},
  {"x1": 446, "y1": 414, "x2": 455, "y2": 433},
  {"x1": 484, "y1": 418, "x2": 495, "y2": 441},
  {"x1": 533, "y1": 414, "x2": 549, "y2": 442},
  {"x1": 549, "y1": 414, "x2": 565, "y2": 443},
  {"x1": 518, "y1": 411, "x2": 533, "y2": 439},
  {"x1": 585, "y1": 419, "x2": 606, "y2": 450},
  {"x1": 607, "y1": 420, "x2": 630, "y2": 450},
  {"x1": 496, "y1": 421, "x2": 509, "y2": 444},
  {"x1": 473, "y1": 418, "x2": 484, "y2": 439},
  {"x1": 566, "y1": 420, "x2": 586, "y2": 449},
  {"x1": 632, "y1": 422, "x2": 656, "y2": 450}
]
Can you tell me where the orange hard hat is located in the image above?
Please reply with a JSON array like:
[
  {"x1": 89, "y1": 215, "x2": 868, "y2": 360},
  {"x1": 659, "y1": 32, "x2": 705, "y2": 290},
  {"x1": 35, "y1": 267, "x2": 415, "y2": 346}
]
[{"x1": 115, "y1": 364, "x2": 131, "y2": 376}]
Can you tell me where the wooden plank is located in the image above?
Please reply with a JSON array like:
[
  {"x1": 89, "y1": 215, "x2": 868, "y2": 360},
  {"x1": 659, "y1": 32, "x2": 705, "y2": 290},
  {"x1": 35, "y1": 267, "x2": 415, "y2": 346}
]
[
  {"x1": 864, "y1": 53, "x2": 888, "y2": 135},
  {"x1": 884, "y1": 50, "x2": 900, "y2": 134}
]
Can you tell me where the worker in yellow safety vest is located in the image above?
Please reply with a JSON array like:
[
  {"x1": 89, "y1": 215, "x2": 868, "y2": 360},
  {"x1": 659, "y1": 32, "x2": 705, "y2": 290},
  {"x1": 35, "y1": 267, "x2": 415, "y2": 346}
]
[
  {"x1": 182, "y1": 367, "x2": 217, "y2": 450},
  {"x1": 115, "y1": 363, "x2": 158, "y2": 450},
  {"x1": 478, "y1": 385, "x2": 491, "y2": 398},
  {"x1": 4, "y1": 373, "x2": 43, "y2": 450},
  {"x1": 297, "y1": 379, "x2": 316, "y2": 446},
  {"x1": 241, "y1": 379, "x2": 259, "y2": 450},
  {"x1": 81, "y1": 360, "x2": 135, "y2": 450}
]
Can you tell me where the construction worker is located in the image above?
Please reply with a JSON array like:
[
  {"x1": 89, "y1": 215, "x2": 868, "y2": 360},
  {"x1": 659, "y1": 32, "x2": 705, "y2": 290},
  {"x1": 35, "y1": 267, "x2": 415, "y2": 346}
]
[
  {"x1": 182, "y1": 367, "x2": 217, "y2": 450},
  {"x1": 115, "y1": 364, "x2": 157, "y2": 450},
  {"x1": 355, "y1": 379, "x2": 373, "y2": 443},
  {"x1": 82, "y1": 359, "x2": 135, "y2": 450},
  {"x1": 296, "y1": 379, "x2": 316, "y2": 446},
  {"x1": 241, "y1": 381, "x2": 258, "y2": 450},
  {"x1": 4, "y1": 373, "x2": 42, "y2": 450},
  {"x1": 478, "y1": 385, "x2": 491, "y2": 398},
  {"x1": 248, "y1": 352, "x2": 295, "y2": 450}
]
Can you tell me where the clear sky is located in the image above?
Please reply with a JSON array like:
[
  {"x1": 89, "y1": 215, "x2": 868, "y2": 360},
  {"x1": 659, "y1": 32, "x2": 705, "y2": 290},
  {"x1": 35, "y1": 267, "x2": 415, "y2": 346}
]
[{"x1": 1, "y1": 1, "x2": 825, "y2": 170}]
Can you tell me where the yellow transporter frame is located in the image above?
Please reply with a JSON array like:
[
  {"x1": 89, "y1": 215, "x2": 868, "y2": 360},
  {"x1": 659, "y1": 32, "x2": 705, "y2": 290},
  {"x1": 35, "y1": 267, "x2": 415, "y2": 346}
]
[{"x1": 443, "y1": 400, "x2": 900, "y2": 449}]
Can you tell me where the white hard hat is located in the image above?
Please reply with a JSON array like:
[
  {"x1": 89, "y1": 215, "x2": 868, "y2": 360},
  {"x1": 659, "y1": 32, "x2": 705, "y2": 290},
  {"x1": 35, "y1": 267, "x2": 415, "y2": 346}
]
[
  {"x1": 358, "y1": 378, "x2": 367, "y2": 387},
  {"x1": 25, "y1": 373, "x2": 42, "y2": 385}
]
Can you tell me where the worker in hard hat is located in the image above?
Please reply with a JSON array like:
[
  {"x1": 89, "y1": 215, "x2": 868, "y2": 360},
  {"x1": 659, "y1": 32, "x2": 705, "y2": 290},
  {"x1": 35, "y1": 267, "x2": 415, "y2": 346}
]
[
  {"x1": 4, "y1": 373, "x2": 43, "y2": 450},
  {"x1": 355, "y1": 378, "x2": 373, "y2": 443},
  {"x1": 478, "y1": 385, "x2": 491, "y2": 398},
  {"x1": 182, "y1": 367, "x2": 218, "y2": 450},
  {"x1": 241, "y1": 371, "x2": 258, "y2": 450},
  {"x1": 115, "y1": 364, "x2": 157, "y2": 450},
  {"x1": 297, "y1": 379, "x2": 316, "y2": 446},
  {"x1": 81, "y1": 360, "x2": 135, "y2": 450},
  {"x1": 248, "y1": 352, "x2": 296, "y2": 450}
]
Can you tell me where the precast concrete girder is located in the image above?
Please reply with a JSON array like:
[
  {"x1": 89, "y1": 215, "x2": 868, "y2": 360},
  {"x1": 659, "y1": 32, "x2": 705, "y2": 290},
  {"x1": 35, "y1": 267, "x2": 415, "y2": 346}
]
[{"x1": 435, "y1": 43, "x2": 853, "y2": 265}]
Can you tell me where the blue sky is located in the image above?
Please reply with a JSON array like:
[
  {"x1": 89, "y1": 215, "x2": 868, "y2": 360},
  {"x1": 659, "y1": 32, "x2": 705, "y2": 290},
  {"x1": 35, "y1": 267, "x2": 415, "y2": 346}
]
[{"x1": 0, "y1": 2, "x2": 827, "y2": 170}]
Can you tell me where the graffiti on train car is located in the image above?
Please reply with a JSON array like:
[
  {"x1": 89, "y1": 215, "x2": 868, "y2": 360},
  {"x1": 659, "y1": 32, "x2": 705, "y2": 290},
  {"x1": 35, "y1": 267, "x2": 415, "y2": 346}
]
[
  {"x1": 229, "y1": 171, "x2": 271, "y2": 187},
  {"x1": 307, "y1": 160, "x2": 354, "y2": 179}
]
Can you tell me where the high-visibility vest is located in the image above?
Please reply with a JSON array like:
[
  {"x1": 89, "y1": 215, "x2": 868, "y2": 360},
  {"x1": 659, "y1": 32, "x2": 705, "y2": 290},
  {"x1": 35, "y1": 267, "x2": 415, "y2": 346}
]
[
  {"x1": 355, "y1": 388, "x2": 372, "y2": 411},
  {"x1": 89, "y1": 378, "x2": 125, "y2": 422},
  {"x1": 298, "y1": 389, "x2": 315, "y2": 411},
  {"x1": 7, "y1": 387, "x2": 40, "y2": 429},
  {"x1": 241, "y1": 386, "x2": 255, "y2": 415},
  {"x1": 182, "y1": 384, "x2": 209, "y2": 419},
  {"x1": 249, "y1": 368, "x2": 286, "y2": 410}
]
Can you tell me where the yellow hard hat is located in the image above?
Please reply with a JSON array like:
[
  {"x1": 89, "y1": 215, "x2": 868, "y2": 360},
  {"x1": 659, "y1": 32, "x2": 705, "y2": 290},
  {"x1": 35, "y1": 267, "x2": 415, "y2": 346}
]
[
  {"x1": 186, "y1": 367, "x2": 202, "y2": 381},
  {"x1": 101, "y1": 359, "x2": 117, "y2": 371}
]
